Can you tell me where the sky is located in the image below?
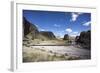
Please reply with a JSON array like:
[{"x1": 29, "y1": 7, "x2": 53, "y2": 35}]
[{"x1": 23, "y1": 10, "x2": 91, "y2": 38}]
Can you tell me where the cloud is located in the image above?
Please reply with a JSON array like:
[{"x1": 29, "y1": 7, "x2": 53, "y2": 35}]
[
  {"x1": 82, "y1": 21, "x2": 91, "y2": 26},
  {"x1": 70, "y1": 31, "x2": 80, "y2": 37},
  {"x1": 70, "y1": 34, "x2": 78, "y2": 37},
  {"x1": 54, "y1": 31, "x2": 65, "y2": 38},
  {"x1": 39, "y1": 28, "x2": 46, "y2": 31},
  {"x1": 65, "y1": 28, "x2": 79, "y2": 37},
  {"x1": 73, "y1": 31, "x2": 78, "y2": 34},
  {"x1": 70, "y1": 12, "x2": 83, "y2": 22},
  {"x1": 71, "y1": 13, "x2": 78, "y2": 21},
  {"x1": 55, "y1": 33, "x2": 64, "y2": 38},
  {"x1": 35, "y1": 24, "x2": 39, "y2": 28},
  {"x1": 54, "y1": 24, "x2": 60, "y2": 27},
  {"x1": 65, "y1": 28, "x2": 72, "y2": 33}
]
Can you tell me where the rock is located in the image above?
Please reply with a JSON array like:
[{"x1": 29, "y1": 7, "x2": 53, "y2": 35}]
[
  {"x1": 75, "y1": 36, "x2": 79, "y2": 44},
  {"x1": 23, "y1": 17, "x2": 56, "y2": 40},
  {"x1": 23, "y1": 17, "x2": 39, "y2": 39},
  {"x1": 64, "y1": 53, "x2": 68, "y2": 56},
  {"x1": 75, "y1": 30, "x2": 91, "y2": 50},
  {"x1": 63, "y1": 34, "x2": 69, "y2": 40},
  {"x1": 40, "y1": 31, "x2": 56, "y2": 40}
]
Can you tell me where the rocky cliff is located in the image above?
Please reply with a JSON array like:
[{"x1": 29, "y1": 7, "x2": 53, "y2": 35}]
[
  {"x1": 23, "y1": 17, "x2": 39, "y2": 39},
  {"x1": 63, "y1": 34, "x2": 69, "y2": 40},
  {"x1": 40, "y1": 31, "x2": 56, "y2": 40},
  {"x1": 75, "y1": 30, "x2": 91, "y2": 49},
  {"x1": 23, "y1": 17, "x2": 56, "y2": 40}
]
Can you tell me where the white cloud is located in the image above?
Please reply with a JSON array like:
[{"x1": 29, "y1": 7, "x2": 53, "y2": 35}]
[
  {"x1": 70, "y1": 12, "x2": 83, "y2": 22},
  {"x1": 70, "y1": 34, "x2": 77, "y2": 37},
  {"x1": 73, "y1": 31, "x2": 78, "y2": 34},
  {"x1": 39, "y1": 28, "x2": 46, "y2": 31},
  {"x1": 55, "y1": 33, "x2": 64, "y2": 38},
  {"x1": 65, "y1": 28, "x2": 72, "y2": 33},
  {"x1": 54, "y1": 24, "x2": 60, "y2": 27},
  {"x1": 71, "y1": 13, "x2": 78, "y2": 21},
  {"x1": 83, "y1": 21, "x2": 91, "y2": 26},
  {"x1": 69, "y1": 31, "x2": 80, "y2": 37},
  {"x1": 54, "y1": 31, "x2": 65, "y2": 38},
  {"x1": 35, "y1": 24, "x2": 39, "y2": 28}
]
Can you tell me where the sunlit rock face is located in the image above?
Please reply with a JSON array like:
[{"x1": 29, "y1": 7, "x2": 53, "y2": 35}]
[{"x1": 40, "y1": 31, "x2": 56, "y2": 40}]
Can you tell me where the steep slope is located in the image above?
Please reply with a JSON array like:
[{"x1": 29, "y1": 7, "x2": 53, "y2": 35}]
[
  {"x1": 23, "y1": 17, "x2": 56, "y2": 40},
  {"x1": 75, "y1": 30, "x2": 91, "y2": 49},
  {"x1": 40, "y1": 31, "x2": 56, "y2": 40},
  {"x1": 63, "y1": 34, "x2": 69, "y2": 40},
  {"x1": 23, "y1": 17, "x2": 39, "y2": 39}
]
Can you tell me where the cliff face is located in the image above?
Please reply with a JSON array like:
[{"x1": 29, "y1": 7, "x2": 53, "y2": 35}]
[
  {"x1": 23, "y1": 17, "x2": 56, "y2": 40},
  {"x1": 23, "y1": 17, "x2": 39, "y2": 39},
  {"x1": 63, "y1": 34, "x2": 69, "y2": 40},
  {"x1": 40, "y1": 31, "x2": 56, "y2": 40},
  {"x1": 75, "y1": 30, "x2": 91, "y2": 49}
]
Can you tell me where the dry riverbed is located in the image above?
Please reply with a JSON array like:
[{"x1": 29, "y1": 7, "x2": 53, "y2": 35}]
[{"x1": 23, "y1": 45, "x2": 90, "y2": 62}]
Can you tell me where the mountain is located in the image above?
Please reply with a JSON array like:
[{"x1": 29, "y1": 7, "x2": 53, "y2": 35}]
[
  {"x1": 23, "y1": 17, "x2": 56, "y2": 40},
  {"x1": 23, "y1": 17, "x2": 39, "y2": 39},
  {"x1": 63, "y1": 34, "x2": 69, "y2": 40},
  {"x1": 75, "y1": 30, "x2": 91, "y2": 49},
  {"x1": 40, "y1": 31, "x2": 56, "y2": 40}
]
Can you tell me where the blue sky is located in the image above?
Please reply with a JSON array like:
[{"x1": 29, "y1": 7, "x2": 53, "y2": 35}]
[{"x1": 23, "y1": 10, "x2": 91, "y2": 38}]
